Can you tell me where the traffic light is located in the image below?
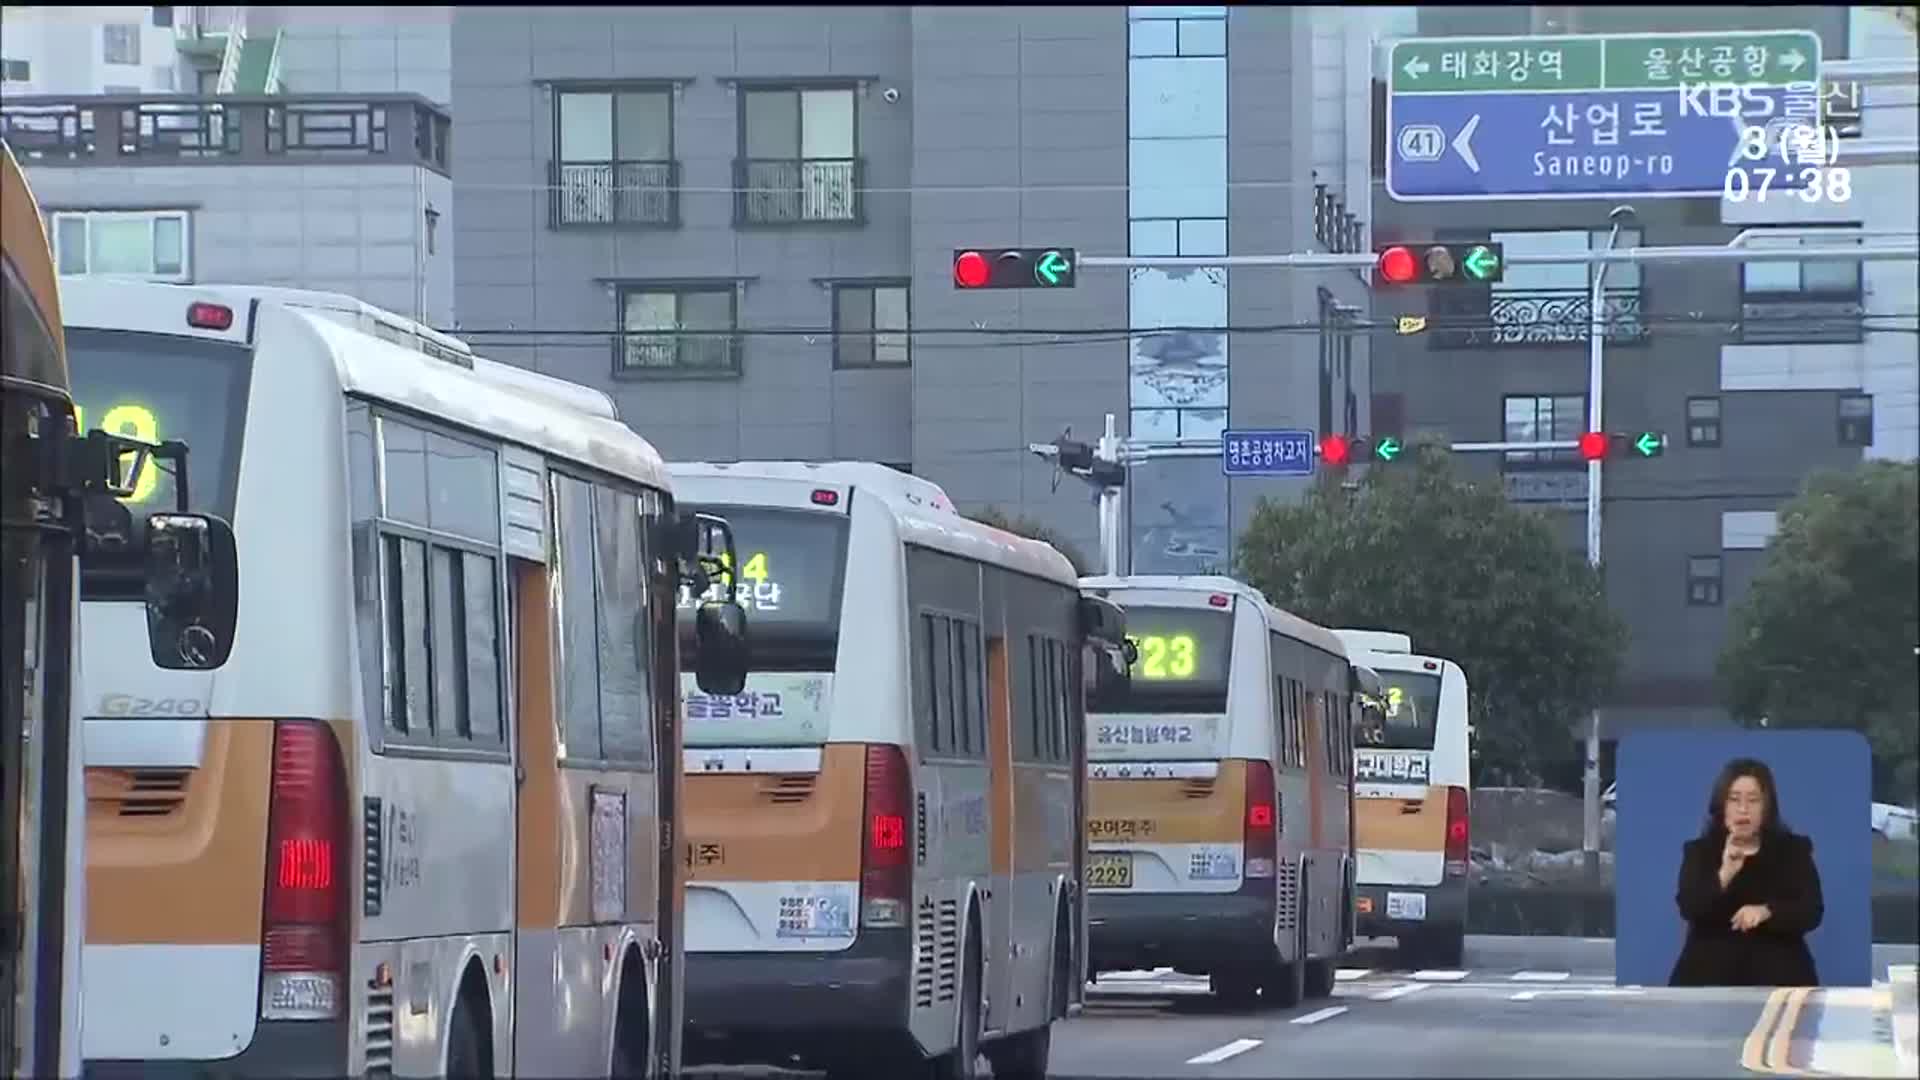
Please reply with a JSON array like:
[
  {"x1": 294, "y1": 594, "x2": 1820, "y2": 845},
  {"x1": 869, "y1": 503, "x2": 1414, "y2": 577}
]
[
  {"x1": 1578, "y1": 431, "x2": 1668, "y2": 462},
  {"x1": 1317, "y1": 434, "x2": 1405, "y2": 466},
  {"x1": 1373, "y1": 242, "x2": 1504, "y2": 286},
  {"x1": 952, "y1": 247, "x2": 1077, "y2": 290}
]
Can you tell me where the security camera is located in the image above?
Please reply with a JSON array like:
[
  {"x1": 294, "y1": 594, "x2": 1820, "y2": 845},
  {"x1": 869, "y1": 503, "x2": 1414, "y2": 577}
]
[
  {"x1": 1609, "y1": 204, "x2": 1637, "y2": 223},
  {"x1": 882, "y1": 86, "x2": 900, "y2": 103}
]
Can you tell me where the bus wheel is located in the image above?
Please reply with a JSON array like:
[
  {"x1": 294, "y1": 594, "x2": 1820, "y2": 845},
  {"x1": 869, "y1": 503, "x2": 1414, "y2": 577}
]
[
  {"x1": 1210, "y1": 968, "x2": 1260, "y2": 1008},
  {"x1": 445, "y1": 985, "x2": 491, "y2": 1079},
  {"x1": 1262, "y1": 909, "x2": 1306, "y2": 1009},
  {"x1": 609, "y1": 951, "x2": 649, "y2": 1078},
  {"x1": 932, "y1": 924, "x2": 984, "y2": 1080},
  {"x1": 1304, "y1": 954, "x2": 1336, "y2": 999},
  {"x1": 1418, "y1": 926, "x2": 1466, "y2": 970}
]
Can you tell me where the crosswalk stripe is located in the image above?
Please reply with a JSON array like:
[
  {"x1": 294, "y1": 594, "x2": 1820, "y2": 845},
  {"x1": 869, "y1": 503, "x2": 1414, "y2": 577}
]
[
  {"x1": 1335, "y1": 967, "x2": 1372, "y2": 981},
  {"x1": 1410, "y1": 969, "x2": 1469, "y2": 981},
  {"x1": 1370, "y1": 983, "x2": 1427, "y2": 1001},
  {"x1": 1511, "y1": 971, "x2": 1572, "y2": 982}
]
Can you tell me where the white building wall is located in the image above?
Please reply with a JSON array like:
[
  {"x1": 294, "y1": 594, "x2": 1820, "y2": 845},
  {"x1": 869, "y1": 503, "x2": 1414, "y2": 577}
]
[{"x1": 1, "y1": 6, "x2": 182, "y2": 94}]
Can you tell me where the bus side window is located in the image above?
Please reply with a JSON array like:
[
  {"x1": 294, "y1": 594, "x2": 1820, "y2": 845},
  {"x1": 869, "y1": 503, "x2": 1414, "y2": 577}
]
[
  {"x1": 593, "y1": 484, "x2": 653, "y2": 766},
  {"x1": 922, "y1": 613, "x2": 949, "y2": 755}
]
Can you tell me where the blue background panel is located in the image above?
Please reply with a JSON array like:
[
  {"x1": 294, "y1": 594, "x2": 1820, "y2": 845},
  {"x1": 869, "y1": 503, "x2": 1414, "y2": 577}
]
[{"x1": 1614, "y1": 729, "x2": 1872, "y2": 987}]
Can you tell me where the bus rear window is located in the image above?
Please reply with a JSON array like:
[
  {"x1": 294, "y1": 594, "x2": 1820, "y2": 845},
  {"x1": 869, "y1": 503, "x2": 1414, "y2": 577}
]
[
  {"x1": 676, "y1": 504, "x2": 849, "y2": 669},
  {"x1": 66, "y1": 328, "x2": 253, "y2": 599},
  {"x1": 1090, "y1": 604, "x2": 1233, "y2": 714},
  {"x1": 1359, "y1": 670, "x2": 1442, "y2": 751}
]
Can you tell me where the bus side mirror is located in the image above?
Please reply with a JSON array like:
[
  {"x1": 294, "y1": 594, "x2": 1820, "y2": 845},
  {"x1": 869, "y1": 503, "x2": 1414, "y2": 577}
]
[
  {"x1": 1077, "y1": 595, "x2": 1126, "y2": 644},
  {"x1": 693, "y1": 602, "x2": 749, "y2": 696},
  {"x1": 1121, "y1": 638, "x2": 1139, "y2": 667},
  {"x1": 142, "y1": 512, "x2": 238, "y2": 670}
]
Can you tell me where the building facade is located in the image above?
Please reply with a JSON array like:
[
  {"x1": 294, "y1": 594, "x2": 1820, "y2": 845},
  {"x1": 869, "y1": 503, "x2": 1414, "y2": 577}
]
[
  {"x1": 448, "y1": 5, "x2": 1378, "y2": 569},
  {"x1": 1368, "y1": 5, "x2": 1914, "y2": 757},
  {"x1": 0, "y1": 5, "x2": 455, "y2": 324}
]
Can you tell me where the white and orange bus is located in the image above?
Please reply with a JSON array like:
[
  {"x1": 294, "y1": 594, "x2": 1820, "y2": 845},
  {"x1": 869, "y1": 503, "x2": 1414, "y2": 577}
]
[
  {"x1": 668, "y1": 461, "x2": 1129, "y2": 1079},
  {"x1": 1335, "y1": 629, "x2": 1472, "y2": 969},
  {"x1": 3, "y1": 146, "x2": 241, "y2": 1080},
  {"x1": 58, "y1": 279, "x2": 747, "y2": 1077},
  {"x1": 1080, "y1": 575, "x2": 1359, "y2": 1008}
]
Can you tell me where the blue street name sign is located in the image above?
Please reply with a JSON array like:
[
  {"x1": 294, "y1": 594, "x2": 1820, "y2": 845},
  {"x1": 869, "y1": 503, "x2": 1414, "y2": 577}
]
[
  {"x1": 1221, "y1": 429, "x2": 1315, "y2": 478},
  {"x1": 1386, "y1": 31, "x2": 1825, "y2": 202}
]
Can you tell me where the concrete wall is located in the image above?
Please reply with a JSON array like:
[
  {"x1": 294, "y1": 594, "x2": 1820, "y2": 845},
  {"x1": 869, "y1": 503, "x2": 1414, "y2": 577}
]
[
  {"x1": 273, "y1": 7, "x2": 453, "y2": 105},
  {"x1": 28, "y1": 163, "x2": 454, "y2": 325}
]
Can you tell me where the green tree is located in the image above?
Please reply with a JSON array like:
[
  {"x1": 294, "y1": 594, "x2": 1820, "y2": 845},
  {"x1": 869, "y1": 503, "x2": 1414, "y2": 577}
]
[
  {"x1": 1234, "y1": 440, "x2": 1627, "y2": 786},
  {"x1": 1718, "y1": 461, "x2": 1920, "y2": 802},
  {"x1": 966, "y1": 505, "x2": 1094, "y2": 575}
]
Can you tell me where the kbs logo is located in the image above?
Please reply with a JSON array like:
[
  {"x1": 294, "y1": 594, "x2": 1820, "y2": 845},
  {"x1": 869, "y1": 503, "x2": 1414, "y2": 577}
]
[{"x1": 1676, "y1": 82, "x2": 1780, "y2": 119}]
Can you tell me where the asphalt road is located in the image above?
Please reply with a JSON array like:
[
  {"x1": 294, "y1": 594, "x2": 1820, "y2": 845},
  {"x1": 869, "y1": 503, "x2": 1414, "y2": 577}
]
[{"x1": 689, "y1": 935, "x2": 1919, "y2": 1078}]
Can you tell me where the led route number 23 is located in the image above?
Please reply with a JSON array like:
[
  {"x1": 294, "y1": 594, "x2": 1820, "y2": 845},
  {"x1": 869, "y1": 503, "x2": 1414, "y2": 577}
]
[{"x1": 1126, "y1": 633, "x2": 1196, "y2": 681}]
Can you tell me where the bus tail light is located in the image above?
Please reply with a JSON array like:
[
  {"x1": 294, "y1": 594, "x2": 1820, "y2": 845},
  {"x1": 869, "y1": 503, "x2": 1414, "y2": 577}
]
[
  {"x1": 1444, "y1": 785, "x2": 1470, "y2": 876},
  {"x1": 187, "y1": 301, "x2": 234, "y2": 331},
  {"x1": 1243, "y1": 760, "x2": 1277, "y2": 879},
  {"x1": 860, "y1": 744, "x2": 913, "y2": 929},
  {"x1": 261, "y1": 720, "x2": 347, "y2": 1021}
]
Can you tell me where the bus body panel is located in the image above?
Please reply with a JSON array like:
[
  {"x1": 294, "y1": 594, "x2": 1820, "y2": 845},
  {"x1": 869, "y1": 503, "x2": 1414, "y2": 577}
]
[
  {"x1": 1081, "y1": 575, "x2": 1356, "y2": 981},
  {"x1": 680, "y1": 740, "x2": 865, "y2": 954},
  {"x1": 668, "y1": 462, "x2": 1088, "y2": 1070},
  {"x1": 63, "y1": 282, "x2": 687, "y2": 1076},
  {"x1": 1338, "y1": 637, "x2": 1471, "y2": 944}
]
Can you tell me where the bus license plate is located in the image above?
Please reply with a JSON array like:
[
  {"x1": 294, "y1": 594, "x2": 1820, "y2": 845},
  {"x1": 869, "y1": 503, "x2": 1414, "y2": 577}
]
[
  {"x1": 1386, "y1": 891, "x2": 1427, "y2": 921},
  {"x1": 1088, "y1": 853, "x2": 1133, "y2": 889}
]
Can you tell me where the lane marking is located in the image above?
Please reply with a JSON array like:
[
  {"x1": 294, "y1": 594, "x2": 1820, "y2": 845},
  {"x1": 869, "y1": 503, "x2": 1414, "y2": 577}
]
[
  {"x1": 1742, "y1": 987, "x2": 1795, "y2": 1074},
  {"x1": 1336, "y1": 967, "x2": 1372, "y2": 981},
  {"x1": 1768, "y1": 987, "x2": 1813, "y2": 1075},
  {"x1": 1187, "y1": 1038, "x2": 1262, "y2": 1065},
  {"x1": 1511, "y1": 988, "x2": 1645, "y2": 1001},
  {"x1": 1411, "y1": 969, "x2": 1468, "y2": 981},
  {"x1": 1513, "y1": 990, "x2": 1539, "y2": 1002},
  {"x1": 1370, "y1": 983, "x2": 1427, "y2": 1002},
  {"x1": 1510, "y1": 970, "x2": 1571, "y2": 982},
  {"x1": 1292, "y1": 1005, "x2": 1348, "y2": 1025}
]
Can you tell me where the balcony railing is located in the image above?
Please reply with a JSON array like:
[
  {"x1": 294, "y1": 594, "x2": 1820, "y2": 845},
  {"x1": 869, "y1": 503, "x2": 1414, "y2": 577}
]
[
  {"x1": 733, "y1": 157, "x2": 862, "y2": 226},
  {"x1": 1428, "y1": 288, "x2": 1647, "y2": 349},
  {"x1": 614, "y1": 333, "x2": 742, "y2": 378},
  {"x1": 549, "y1": 160, "x2": 679, "y2": 228},
  {"x1": 1737, "y1": 296, "x2": 1866, "y2": 345},
  {"x1": 0, "y1": 93, "x2": 451, "y2": 175}
]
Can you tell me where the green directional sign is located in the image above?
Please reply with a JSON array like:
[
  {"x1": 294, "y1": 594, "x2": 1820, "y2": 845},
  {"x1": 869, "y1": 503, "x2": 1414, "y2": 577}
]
[
  {"x1": 1461, "y1": 245, "x2": 1501, "y2": 282},
  {"x1": 1389, "y1": 30, "x2": 1821, "y2": 94},
  {"x1": 1633, "y1": 431, "x2": 1666, "y2": 458},
  {"x1": 1034, "y1": 249, "x2": 1072, "y2": 287},
  {"x1": 1374, "y1": 437, "x2": 1404, "y2": 463}
]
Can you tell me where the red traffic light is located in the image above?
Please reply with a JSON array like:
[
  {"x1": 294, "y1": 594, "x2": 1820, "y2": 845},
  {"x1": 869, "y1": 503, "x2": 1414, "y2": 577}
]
[
  {"x1": 1378, "y1": 245, "x2": 1418, "y2": 285},
  {"x1": 953, "y1": 250, "x2": 990, "y2": 289},
  {"x1": 1578, "y1": 431, "x2": 1611, "y2": 462},
  {"x1": 1319, "y1": 434, "x2": 1352, "y2": 466}
]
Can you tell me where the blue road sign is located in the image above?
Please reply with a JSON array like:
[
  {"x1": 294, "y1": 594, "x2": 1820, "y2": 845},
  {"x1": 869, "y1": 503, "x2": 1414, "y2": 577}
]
[
  {"x1": 1388, "y1": 87, "x2": 1814, "y2": 201},
  {"x1": 1221, "y1": 429, "x2": 1315, "y2": 478},
  {"x1": 1386, "y1": 32, "x2": 1826, "y2": 202}
]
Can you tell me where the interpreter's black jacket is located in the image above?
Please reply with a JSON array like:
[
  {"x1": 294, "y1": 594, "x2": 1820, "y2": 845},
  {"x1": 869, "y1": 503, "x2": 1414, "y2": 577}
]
[{"x1": 1669, "y1": 829, "x2": 1823, "y2": 987}]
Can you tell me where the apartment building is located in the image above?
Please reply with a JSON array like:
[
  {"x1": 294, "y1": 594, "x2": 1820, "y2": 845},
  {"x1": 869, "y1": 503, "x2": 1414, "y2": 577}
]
[
  {"x1": 449, "y1": 5, "x2": 1378, "y2": 569},
  {"x1": 1367, "y1": 5, "x2": 1912, "y2": 759},
  {"x1": 0, "y1": 5, "x2": 455, "y2": 324}
]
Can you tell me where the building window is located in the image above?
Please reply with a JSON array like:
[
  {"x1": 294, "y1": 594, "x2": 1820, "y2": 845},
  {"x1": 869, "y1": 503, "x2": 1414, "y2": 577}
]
[
  {"x1": 103, "y1": 24, "x2": 141, "y2": 65},
  {"x1": 1, "y1": 58, "x2": 29, "y2": 82},
  {"x1": 832, "y1": 282, "x2": 909, "y2": 368},
  {"x1": 1686, "y1": 396, "x2": 1722, "y2": 448},
  {"x1": 50, "y1": 211, "x2": 189, "y2": 282},
  {"x1": 550, "y1": 86, "x2": 677, "y2": 228},
  {"x1": 1502, "y1": 393, "x2": 1586, "y2": 467},
  {"x1": 1838, "y1": 393, "x2": 1873, "y2": 448},
  {"x1": 736, "y1": 85, "x2": 859, "y2": 226},
  {"x1": 152, "y1": 7, "x2": 175, "y2": 28},
  {"x1": 1686, "y1": 555, "x2": 1723, "y2": 607},
  {"x1": 1739, "y1": 227, "x2": 1865, "y2": 344},
  {"x1": 615, "y1": 284, "x2": 739, "y2": 378}
]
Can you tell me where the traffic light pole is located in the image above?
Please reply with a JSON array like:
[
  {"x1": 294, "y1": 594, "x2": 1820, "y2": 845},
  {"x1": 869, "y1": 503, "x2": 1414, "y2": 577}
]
[
  {"x1": 1097, "y1": 414, "x2": 1123, "y2": 576},
  {"x1": 1582, "y1": 220, "x2": 1629, "y2": 886}
]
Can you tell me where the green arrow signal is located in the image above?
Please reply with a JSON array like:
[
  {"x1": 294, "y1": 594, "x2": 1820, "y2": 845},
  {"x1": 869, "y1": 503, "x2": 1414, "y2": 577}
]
[
  {"x1": 1634, "y1": 431, "x2": 1665, "y2": 457},
  {"x1": 1462, "y1": 245, "x2": 1501, "y2": 281},
  {"x1": 1035, "y1": 250, "x2": 1070, "y2": 286},
  {"x1": 1375, "y1": 436, "x2": 1403, "y2": 462}
]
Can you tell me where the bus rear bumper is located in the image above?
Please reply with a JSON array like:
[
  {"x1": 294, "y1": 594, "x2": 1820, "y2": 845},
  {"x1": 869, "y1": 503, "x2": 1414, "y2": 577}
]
[
  {"x1": 83, "y1": 1020, "x2": 348, "y2": 1079},
  {"x1": 1354, "y1": 876, "x2": 1468, "y2": 940},
  {"x1": 1087, "y1": 889, "x2": 1273, "y2": 974},
  {"x1": 682, "y1": 928, "x2": 917, "y2": 1067}
]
